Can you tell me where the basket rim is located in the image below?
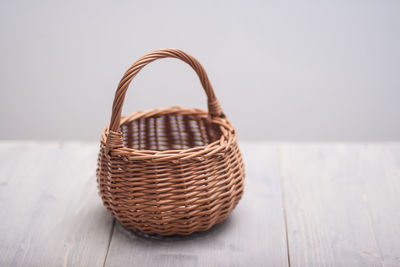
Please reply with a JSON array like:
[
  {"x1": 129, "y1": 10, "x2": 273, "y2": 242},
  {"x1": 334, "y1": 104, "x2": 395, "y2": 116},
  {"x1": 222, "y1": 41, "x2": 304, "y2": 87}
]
[{"x1": 100, "y1": 106, "x2": 237, "y2": 161}]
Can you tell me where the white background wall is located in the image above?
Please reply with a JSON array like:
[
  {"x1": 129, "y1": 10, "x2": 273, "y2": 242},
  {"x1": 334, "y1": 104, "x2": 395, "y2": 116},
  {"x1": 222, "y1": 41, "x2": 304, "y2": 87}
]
[{"x1": 1, "y1": 0, "x2": 399, "y2": 141}]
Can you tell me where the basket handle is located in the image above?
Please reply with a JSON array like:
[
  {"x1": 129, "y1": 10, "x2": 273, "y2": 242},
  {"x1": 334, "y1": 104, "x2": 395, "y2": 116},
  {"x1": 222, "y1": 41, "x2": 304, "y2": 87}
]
[{"x1": 108, "y1": 48, "x2": 225, "y2": 133}]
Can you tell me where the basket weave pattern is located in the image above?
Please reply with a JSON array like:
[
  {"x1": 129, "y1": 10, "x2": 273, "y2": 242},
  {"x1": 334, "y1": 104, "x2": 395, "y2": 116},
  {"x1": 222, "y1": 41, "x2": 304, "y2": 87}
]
[{"x1": 96, "y1": 49, "x2": 245, "y2": 236}]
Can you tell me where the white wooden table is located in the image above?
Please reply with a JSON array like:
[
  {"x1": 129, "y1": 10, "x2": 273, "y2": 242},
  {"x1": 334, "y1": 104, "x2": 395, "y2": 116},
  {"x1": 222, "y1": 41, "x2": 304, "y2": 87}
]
[{"x1": 0, "y1": 142, "x2": 399, "y2": 266}]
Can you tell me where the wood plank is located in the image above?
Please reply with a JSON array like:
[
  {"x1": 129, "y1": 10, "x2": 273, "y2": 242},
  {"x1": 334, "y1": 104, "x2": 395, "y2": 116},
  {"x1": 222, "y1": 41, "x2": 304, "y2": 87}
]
[
  {"x1": 0, "y1": 142, "x2": 114, "y2": 266},
  {"x1": 356, "y1": 144, "x2": 400, "y2": 266},
  {"x1": 280, "y1": 143, "x2": 384, "y2": 266},
  {"x1": 2, "y1": 141, "x2": 396, "y2": 266},
  {"x1": 104, "y1": 143, "x2": 289, "y2": 267}
]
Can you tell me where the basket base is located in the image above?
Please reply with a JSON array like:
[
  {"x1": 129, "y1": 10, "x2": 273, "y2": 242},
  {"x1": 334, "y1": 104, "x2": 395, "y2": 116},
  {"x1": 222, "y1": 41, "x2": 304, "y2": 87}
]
[{"x1": 116, "y1": 215, "x2": 233, "y2": 240}]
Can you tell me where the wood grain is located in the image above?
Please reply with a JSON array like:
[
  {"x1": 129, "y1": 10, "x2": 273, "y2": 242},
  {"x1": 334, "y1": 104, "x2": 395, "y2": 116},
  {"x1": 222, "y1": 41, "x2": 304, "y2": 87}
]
[
  {"x1": 356, "y1": 144, "x2": 400, "y2": 266},
  {"x1": 103, "y1": 143, "x2": 289, "y2": 267},
  {"x1": 0, "y1": 142, "x2": 114, "y2": 267},
  {"x1": 280, "y1": 143, "x2": 384, "y2": 266}
]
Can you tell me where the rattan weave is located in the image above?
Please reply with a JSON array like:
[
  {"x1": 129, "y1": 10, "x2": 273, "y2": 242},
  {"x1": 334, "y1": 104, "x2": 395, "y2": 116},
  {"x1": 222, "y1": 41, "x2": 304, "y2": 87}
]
[{"x1": 96, "y1": 49, "x2": 245, "y2": 236}]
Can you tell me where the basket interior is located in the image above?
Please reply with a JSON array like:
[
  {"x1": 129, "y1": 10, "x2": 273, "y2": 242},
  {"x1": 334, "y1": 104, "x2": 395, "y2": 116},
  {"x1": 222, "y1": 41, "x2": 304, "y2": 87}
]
[{"x1": 120, "y1": 113, "x2": 222, "y2": 151}]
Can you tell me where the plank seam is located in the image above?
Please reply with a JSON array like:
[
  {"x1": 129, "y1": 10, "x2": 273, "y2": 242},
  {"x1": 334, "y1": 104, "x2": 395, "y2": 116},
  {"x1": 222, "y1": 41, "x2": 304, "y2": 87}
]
[
  {"x1": 278, "y1": 145, "x2": 291, "y2": 267},
  {"x1": 103, "y1": 219, "x2": 116, "y2": 267}
]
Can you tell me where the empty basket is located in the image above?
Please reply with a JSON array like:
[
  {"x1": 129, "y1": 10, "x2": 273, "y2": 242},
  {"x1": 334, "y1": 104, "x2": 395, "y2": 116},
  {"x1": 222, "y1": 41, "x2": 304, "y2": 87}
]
[{"x1": 96, "y1": 48, "x2": 245, "y2": 236}]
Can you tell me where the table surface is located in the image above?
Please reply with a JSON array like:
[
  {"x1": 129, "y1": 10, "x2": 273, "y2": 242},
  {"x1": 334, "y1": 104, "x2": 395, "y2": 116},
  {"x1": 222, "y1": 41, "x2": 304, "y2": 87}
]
[{"x1": 0, "y1": 142, "x2": 399, "y2": 267}]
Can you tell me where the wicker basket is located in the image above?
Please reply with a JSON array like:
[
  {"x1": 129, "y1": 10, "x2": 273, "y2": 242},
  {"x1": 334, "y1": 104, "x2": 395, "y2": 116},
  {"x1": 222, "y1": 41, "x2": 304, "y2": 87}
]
[{"x1": 96, "y1": 48, "x2": 245, "y2": 236}]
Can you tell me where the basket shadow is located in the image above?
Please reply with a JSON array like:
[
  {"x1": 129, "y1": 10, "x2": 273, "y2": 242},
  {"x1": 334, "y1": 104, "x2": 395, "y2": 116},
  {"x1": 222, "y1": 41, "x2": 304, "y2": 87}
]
[{"x1": 116, "y1": 215, "x2": 233, "y2": 243}]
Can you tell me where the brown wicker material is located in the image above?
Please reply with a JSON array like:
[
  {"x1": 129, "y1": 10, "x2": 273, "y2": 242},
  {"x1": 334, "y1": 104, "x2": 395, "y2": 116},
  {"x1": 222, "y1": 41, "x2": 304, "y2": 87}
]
[{"x1": 96, "y1": 48, "x2": 245, "y2": 236}]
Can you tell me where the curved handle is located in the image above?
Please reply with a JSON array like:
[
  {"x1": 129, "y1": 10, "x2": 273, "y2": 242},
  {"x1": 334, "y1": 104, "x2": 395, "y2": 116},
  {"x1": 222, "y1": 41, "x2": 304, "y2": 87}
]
[{"x1": 108, "y1": 48, "x2": 224, "y2": 133}]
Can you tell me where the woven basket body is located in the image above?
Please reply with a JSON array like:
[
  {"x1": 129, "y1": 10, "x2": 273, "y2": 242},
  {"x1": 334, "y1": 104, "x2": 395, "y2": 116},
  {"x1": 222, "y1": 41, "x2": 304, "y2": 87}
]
[{"x1": 96, "y1": 49, "x2": 245, "y2": 236}]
